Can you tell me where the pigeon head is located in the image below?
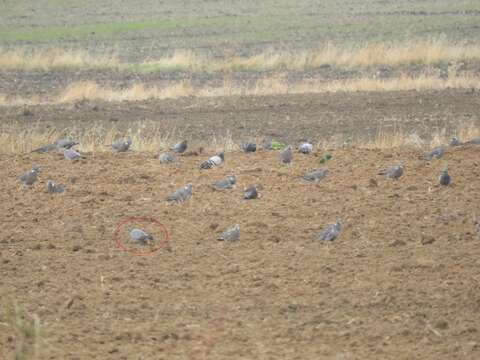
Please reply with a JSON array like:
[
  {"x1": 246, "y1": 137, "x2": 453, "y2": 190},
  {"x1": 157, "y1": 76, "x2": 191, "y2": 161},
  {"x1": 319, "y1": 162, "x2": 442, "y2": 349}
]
[
  {"x1": 184, "y1": 183, "x2": 193, "y2": 193},
  {"x1": 227, "y1": 175, "x2": 236, "y2": 184},
  {"x1": 218, "y1": 152, "x2": 225, "y2": 161},
  {"x1": 32, "y1": 164, "x2": 41, "y2": 173}
]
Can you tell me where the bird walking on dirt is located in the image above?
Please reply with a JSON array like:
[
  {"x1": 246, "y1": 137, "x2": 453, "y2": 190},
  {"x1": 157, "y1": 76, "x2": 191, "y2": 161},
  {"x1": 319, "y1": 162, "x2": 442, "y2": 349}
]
[
  {"x1": 244, "y1": 186, "x2": 259, "y2": 199},
  {"x1": 315, "y1": 220, "x2": 342, "y2": 241},
  {"x1": 241, "y1": 142, "x2": 257, "y2": 153},
  {"x1": 166, "y1": 183, "x2": 193, "y2": 203},
  {"x1": 438, "y1": 167, "x2": 451, "y2": 186},
  {"x1": 301, "y1": 169, "x2": 329, "y2": 182},
  {"x1": 449, "y1": 137, "x2": 461, "y2": 147},
  {"x1": 170, "y1": 140, "x2": 188, "y2": 154},
  {"x1": 55, "y1": 139, "x2": 78, "y2": 150},
  {"x1": 279, "y1": 145, "x2": 293, "y2": 165},
  {"x1": 159, "y1": 153, "x2": 175, "y2": 164},
  {"x1": 298, "y1": 142, "x2": 313, "y2": 154},
  {"x1": 218, "y1": 224, "x2": 240, "y2": 241},
  {"x1": 63, "y1": 149, "x2": 83, "y2": 160},
  {"x1": 128, "y1": 228, "x2": 154, "y2": 245},
  {"x1": 18, "y1": 165, "x2": 41, "y2": 186},
  {"x1": 200, "y1": 152, "x2": 224, "y2": 169},
  {"x1": 211, "y1": 175, "x2": 236, "y2": 190},
  {"x1": 423, "y1": 146, "x2": 445, "y2": 161},
  {"x1": 111, "y1": 138, "x2": 132, "y2": 153},
  {"x1": 378, "y1": 164, "x2": 404, "y2": 179},
  {"x1": 47, "y1": 180, "x2": 65, "y2": 193}
]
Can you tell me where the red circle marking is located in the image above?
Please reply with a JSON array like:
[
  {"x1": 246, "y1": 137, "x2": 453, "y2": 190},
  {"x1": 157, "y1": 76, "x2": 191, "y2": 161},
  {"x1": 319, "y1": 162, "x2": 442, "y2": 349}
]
[{"x1": 113, "y1": 217, "x2": 170, "y2": 256}]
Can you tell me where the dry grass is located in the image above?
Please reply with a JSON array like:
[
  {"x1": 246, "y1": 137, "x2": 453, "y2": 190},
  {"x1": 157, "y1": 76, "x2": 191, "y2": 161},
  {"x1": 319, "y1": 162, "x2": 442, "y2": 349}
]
[
  {"x1": 0, "y1": 47, "x2": 119, "y2": 70},
  {"x1": 1, "y1": 121, "x2": 478, "y2": 155},
  {"x1": 2, "y1": 39, "x2": 480, "y2": 72}
]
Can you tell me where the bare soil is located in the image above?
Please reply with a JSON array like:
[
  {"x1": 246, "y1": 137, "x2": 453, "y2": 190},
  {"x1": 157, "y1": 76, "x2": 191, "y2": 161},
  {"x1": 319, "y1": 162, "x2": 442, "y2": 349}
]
[{"x1": 1, "y1": 143, "x2": 480, "y2": 359}]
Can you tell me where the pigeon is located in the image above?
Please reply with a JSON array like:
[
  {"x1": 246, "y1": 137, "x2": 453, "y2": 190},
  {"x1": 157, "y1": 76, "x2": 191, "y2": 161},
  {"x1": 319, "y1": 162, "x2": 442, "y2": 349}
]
[
  {"x1": 166, "y1": 183, "x2": 193, "y2": 203},
  {"x1": 423, "y1": 146, "x2": 445, "y2": 160},
  {"x1": 19, "y1": 165, "x2": 41, "y2": 186},
  {"x1": 111, "y1": 138, "x2": 132, "y2": 152},
  {"x1": 262, "y1": 139, "x2": 274, "y2": 150},
  {"x1": 128, "y1": 228, "x2": 153, "y2": 245},
  {"x1": 241, "y1": 142, "x2": 257, "y2": 153},
  {"x1": 298, "y1": 142, "x2": 313, "y2": 154},
  {"x1": 466, "y1": 138, "x2": 480, "y2": 145},
  {"x1": 244, "y1": 186, "x2": 258, "y2": 199},
  {"x1": 47, "y1": 180, "x2": 65, "y2": 193},
  {"x1": 438, "y1": 167, "x2": 451, "y2": 186},
  {"x1": 63, "y1": 149, "x2": 83, "y2": 160},
  {"x1": 449, "y1": 137, "x2": 461, "y2": 147},
  {"x1": 474, "y1": 218, "x2": 480, "y2": 239},
  {"x1": 279, "y1": 145, "x2": 293, "y2": 165},
  {"x1": 218, "y1": 224, "x2": 240, "y2": 241},
  {"x1": 315, "y1": 220, "x2": 342, "y2": 241},
  {"x1": 301, "y1": 169, "x2": 329, "y2": 182},
  {"x1": 55, "y1": 139, "x2": 78, "y2": 149},
  {"x1": 159, "y1": 153, "x2": 175, "y2": 164},
  {"x1": 170, "y1": 140, "x2": 188, "y2": 154},
  {"x1": 200, "y1": 152, "x2": 224, "y2": 169},
  {"x1": 211, "y1": 175, "x2": 236, "y2": 190},
  {"x1": 378, "y1": 164, "x2": 404, "y2": 179},
  {"x1": 31, "y1": 143, "x2": 58, "y2": 153}
]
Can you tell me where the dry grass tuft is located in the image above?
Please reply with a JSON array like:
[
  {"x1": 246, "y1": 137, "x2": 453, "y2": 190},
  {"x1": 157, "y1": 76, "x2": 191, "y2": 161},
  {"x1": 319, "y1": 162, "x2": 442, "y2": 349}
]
[{"x1": 0, "y1": 47, "x2": 119, "y2": 70}]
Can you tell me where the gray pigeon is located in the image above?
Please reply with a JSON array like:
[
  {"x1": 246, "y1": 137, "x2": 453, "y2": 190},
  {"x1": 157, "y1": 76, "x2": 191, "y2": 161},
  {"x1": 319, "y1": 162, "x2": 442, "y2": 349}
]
[
  {"x1": 129, "y1": 228, "x2": 153, "y2": 245},
  {"x1": 379, "y1": 164, "x2": 404, "y2": 179},
  {"x1": 438, "y1": 167, "x2": 451, "y2": 186},
  {"x1": 262, "y1": 139, "x2": 274, "y2": 150},
  {"x1": 19, "y1": 165, "x2": 41, "y2": 186},
  {"x1": 449, "y1": 137, "x2": 461, "y2": 147},
  {"x1": 301, "y1": 169, "x2": 329, "y2": 182},
  {"x1": 159, "y1": 153, "x2": 175, "y2": 164},
  {"x1": 279, "y1": 145, "x2": 293, "y2": 165},
  {"x1": 47, "y1": 180, "x2": 65, "y2": 193},
  {"x1": 166, "y1": 183, "x2": 193, "y2": 203},
  {"x1": 31, "y1": 143, "x2": 58, "y2": 153},
  {"x1": 218, "y1": 224, "x2": 240, "y2": 241},
  {"x1": 241, "y1": 142, "x2": 257, "y2": 153},
  {"x1": 111, "y1": 138, "x2": 132, "y2": 152},
  {"x1": 244, "y1": 186, "x2": 258, "y2": 199},
  {"x1": 423, "y1": 146, "x2": 445, "y2": 160},
  {"x1": 55, "y1": 139, "x2": 78, "y2": 149},
  {"x1": 212, "y1": 175, "x2": 236, "y2": 190},
  {"x1": 200, "y1": 152, "x2": 224, "y2": 169},
  {"x1": 63, "y1": 149, "x2": 83, "y2": 160},
  {"x1": 170, "y1": 140, "x2": 188, "y2": 154},
  {"x1": 315, "y1": 220, "x2": 342, "y2": 241},
  {"x1": 298, "y1": 142, "x2": 313, "y2": 154}
]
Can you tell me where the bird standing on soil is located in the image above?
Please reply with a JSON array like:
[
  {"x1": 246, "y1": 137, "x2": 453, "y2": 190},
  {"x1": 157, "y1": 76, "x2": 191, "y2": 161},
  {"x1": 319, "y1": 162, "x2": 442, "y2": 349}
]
[
  {"x1": 63, "y1": 149, "x2": 83, "y2": 160},
  {"x1": 55, "y1": 139, "x2": 78, "y2": 150},
  {"x1": 128, "y1": 228, "x2": 154, "y2": 245},
  {"x1": 111, "y1": 138, "x2": 132, "y2": 153},
  {"x1": 279, "y1": 145, "x2": 293, "y2": 165},
  {"x1": 315, "y1": 220, "x2": 342, "y2": 241},
  {"x1": 200, "y1": 152, "x2": 224, "y2": 169},
  {"x1": 244, "y1": 186, "x2": 259, "y2": 199},
  {"x1": 241, "y1": 142, "x2": 257, "y2": 153},
  {"x1": 166, "y1": 183, "x2": 193, "y2": 203},
  {"x1": 423, "y1": 146, "x2": 445, "y2": 160},
  {"x1": 211, "y1": 175, "x2": 236, "y2": 190},
  {"x1": 218, "y1": 224, "x2": 240, "y2": 241},
  {"x1": 298, "y1": 142, "x2": 314, "y2": 154},
  {"x1": 170, "y1": 140, "x2": 188, "y2": 154},
  {"x1": 379, "y1": 164, "x2": 404, "y2": 179},
  {"x1": 47, "y1": 180, "x2": 65, "y2": 193},
  {"x1": 438, "y1": 167, "x2": 451, "y2": 186},
  {"x1": 159, "y1": 153, "x2": 175, "y2": 164},
  {"x1": 449, "y1": 137, "x2": 461, "y2": 147},
  {"x1": 19, "y1": 165, "x2": 41, "y2": 186},
  {"x1": 301, "y1": 169, "x2": 329, "y2": 182}
]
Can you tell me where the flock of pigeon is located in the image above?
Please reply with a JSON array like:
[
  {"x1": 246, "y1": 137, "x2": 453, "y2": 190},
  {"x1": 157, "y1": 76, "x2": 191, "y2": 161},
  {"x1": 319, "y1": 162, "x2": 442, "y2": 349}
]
[{"x1": 19, "y1": 135, "x2": 480, "y2": 245}]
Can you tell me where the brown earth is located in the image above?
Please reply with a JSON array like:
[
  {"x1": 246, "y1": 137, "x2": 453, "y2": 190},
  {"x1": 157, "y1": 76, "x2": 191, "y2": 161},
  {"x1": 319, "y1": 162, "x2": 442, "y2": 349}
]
[
  {"x1": 2, "y1": 89, "x2": 480, "y2": 146},
  {"x1": 1, "y1": 143, "x2": 480, "y2": 359}
]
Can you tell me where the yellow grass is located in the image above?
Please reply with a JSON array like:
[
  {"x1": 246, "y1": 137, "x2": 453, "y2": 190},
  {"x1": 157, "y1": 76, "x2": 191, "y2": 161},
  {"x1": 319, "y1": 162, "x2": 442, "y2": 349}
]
[
  {"x1": 0, "y1": 48, "x2": 119, "y2": 70},
  {"x1": 0, "y1": 73, "x2": 479, "y2": 107},
  {"x1": 1, "y1": 39, "x2": 480, "y2": 71}
]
